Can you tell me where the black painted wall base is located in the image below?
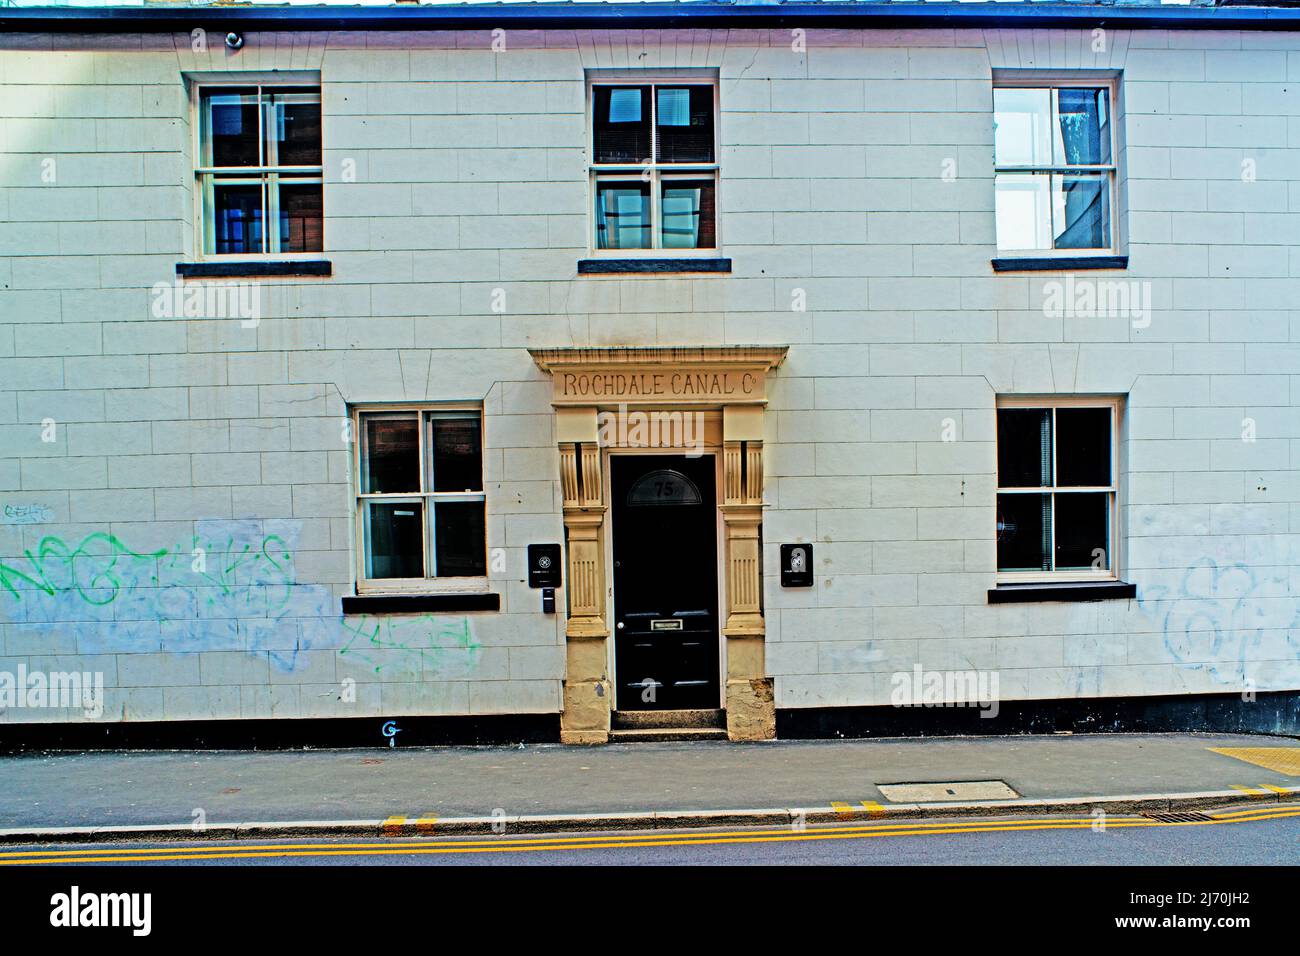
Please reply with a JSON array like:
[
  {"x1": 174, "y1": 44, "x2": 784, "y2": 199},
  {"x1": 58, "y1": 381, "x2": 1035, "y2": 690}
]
[
  {"x1": 0, "y1": 714, "x2": 559, "y2": 753},
  {"x1": 777, "y1": 690, "x2": 1300, "y2": 739},
  {"x1": 4, "y1": 692, "x2": 1295, "y2": 751}
]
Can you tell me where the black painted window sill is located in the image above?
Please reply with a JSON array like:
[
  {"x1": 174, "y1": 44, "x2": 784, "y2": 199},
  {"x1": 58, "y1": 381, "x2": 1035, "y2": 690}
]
[
  {"x1": 578, "y1": 257, "x2": 731, "y2": 275},
  {"x1": 342, "y1": 592, "x2": 500, "y2": 614},
  {"x1": 176, "y1": 260, "x2": 332, "y2": 278},
  {"x1": 992, "y1": 255, "x2": 1128, "y2": 273},
  {"x1": 988, "y1": 581, "x2": 1136, "y2": 604}
]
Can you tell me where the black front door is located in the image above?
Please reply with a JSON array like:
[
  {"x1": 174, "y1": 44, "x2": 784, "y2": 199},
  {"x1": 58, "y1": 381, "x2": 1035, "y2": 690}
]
[{"x1": 610, "y1": 454, "x2": 719, "y2": 710}]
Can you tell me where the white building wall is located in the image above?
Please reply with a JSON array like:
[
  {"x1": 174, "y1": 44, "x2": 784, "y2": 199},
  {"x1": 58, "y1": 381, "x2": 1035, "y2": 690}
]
[{"x1": 0, "y1": 25, "x2": 1297, "y2": 724}]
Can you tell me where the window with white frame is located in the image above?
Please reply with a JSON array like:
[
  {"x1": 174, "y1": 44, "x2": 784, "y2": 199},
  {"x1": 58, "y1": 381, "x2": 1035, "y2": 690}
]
[
  {"x1": 195, "y1": 81, "x2": 323, "y2": 256},
  {"x1": 589, "y1": 77, "x2": 719, "y2": 252},
  {"x1": 993, "y1": 78, "x2": 1118, "y2": 255},
  {"x1": 355, "y1": 408, "x2": 486, "y2": 587},
  {"x1": 996, "y1": 397, "x2": 1121, "y2": 581}
]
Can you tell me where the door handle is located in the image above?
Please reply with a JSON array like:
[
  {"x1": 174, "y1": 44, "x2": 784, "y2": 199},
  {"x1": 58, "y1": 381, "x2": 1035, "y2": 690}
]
[{"x1": 616, "y1": 622, "x2": 624, "y2": 629}]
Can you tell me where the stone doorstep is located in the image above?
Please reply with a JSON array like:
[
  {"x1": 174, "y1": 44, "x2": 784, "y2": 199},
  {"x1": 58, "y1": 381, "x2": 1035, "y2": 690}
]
[
  {"x1": 608, "y1": 708, "x2": 729, "y2": 741},
  {"x1": 608, "y1": 727, "x2": 730, "y2": 742},
  {"x1": 610, "y1": 708, "x2": 726, "y2": 730}
]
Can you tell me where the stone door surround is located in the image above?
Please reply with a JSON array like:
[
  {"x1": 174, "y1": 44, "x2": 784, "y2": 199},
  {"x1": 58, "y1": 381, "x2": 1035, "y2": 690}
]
[{"x1": 529, "y1": 346, "x2": 788, "y2": 743}]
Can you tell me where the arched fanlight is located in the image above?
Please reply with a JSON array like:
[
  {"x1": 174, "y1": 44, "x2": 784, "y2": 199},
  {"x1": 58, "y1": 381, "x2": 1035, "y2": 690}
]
[{"x1": 626, "y1": 468, "x2": 703, "y2": 506}]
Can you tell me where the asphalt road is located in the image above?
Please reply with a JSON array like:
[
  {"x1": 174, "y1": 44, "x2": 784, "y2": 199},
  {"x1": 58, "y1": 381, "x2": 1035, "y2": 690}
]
[{"x1": 4, "y1": 804, "x2": 1297, "y2": 866}]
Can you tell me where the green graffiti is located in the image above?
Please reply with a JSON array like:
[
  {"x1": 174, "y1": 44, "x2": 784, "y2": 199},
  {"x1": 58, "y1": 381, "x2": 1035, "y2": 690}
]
[
  {"x1": 158, "y1": 534, "x2": 294, "y2": 617},
  {"x1": 0, "y1": 531, "x2": 294, "y2": 615},
  {"x1": 0, "y1": 532, "x2": 168, "y2": 606},
  {"x1": 2, "y1": 528, "x2": 484, "y2": 679},
  {"x1": 340, "y1": 613, "x2": 481, "y2": 675}
]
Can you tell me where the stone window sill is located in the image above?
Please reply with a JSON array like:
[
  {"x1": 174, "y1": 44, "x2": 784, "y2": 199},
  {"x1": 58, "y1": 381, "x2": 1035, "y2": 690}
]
[
  {"x1": 341, "y1": 592, "x2": 500, "y2": 614},
  {"x1": 577, "y1": 257, "x2": 732, "y2": 275},
  {"x1": 987, "y1": 581, "x2": 1136, "y2": 604},
  {"x1": 991, "y1": 255, "x2": 1128, "y2": 272},
  {"x1": 176, "y1": 260, "x2": 332, "y2": 278}
]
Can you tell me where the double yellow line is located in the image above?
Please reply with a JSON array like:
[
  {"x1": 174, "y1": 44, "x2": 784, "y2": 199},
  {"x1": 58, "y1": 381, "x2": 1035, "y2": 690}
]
[{"x1": 1, "y1": 803, "x2": 1296, "y2": 864}]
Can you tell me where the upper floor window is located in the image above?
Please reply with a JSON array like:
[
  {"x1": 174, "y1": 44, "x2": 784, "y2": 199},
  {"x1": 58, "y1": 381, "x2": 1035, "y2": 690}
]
[
  {"x1": 589, "y1": 76, "x2": 719, "y2": 253},
  {"x1": 196, "y1": 81, "x2": 323, "y2": 256},
  {"x1": 354, "y1": 407, "x2": 487, "y2": 590},
  {"x1": 993, "y1": 78, "x2": 1118, "y2": 255},
  {"x1": 996, "y1": 396, "x2": 1121, "y2": 582}
]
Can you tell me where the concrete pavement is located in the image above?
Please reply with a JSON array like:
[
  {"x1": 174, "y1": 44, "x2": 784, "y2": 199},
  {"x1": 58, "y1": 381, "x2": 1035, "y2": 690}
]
[{"x1": 0, "y1": 732, "x2": 1297, "y2": 842}]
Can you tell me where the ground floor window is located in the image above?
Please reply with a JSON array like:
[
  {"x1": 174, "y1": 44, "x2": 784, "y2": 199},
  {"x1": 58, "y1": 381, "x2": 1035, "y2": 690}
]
[
  {"x1": 995, "y1": 396, "x2": 1121, "y2": 581},
  {"x1": 354, "y1": 406, "x2": 486, "y2": 589}
]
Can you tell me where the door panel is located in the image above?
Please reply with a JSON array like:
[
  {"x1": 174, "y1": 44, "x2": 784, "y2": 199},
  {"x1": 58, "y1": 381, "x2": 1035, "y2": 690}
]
[{"x1": 610, "y1": 454, "x2": 719, "y2": 710}]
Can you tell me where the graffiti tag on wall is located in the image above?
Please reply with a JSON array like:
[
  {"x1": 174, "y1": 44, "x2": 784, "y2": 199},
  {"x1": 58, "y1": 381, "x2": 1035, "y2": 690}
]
[
  {"x1": 1, "y1": 504, "x2": 53, "y2": 525},
  {"x1": 0, "y1": 521, "x2": 479, "y2": 676},
  {"x1": 1138, "y1": 556, "x2": 1300, "y2": 689}
]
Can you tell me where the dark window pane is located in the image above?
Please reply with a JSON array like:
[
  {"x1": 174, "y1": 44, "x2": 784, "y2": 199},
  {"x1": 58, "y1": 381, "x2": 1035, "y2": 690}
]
[
  {"x1": 1054, "y1": 492, "x2": 1109, "y2": 571},
  {"x1": 1053, "y1": 173, "x2": 1109, "y2": 250},
  {"x1": 997, "y1": 408, "x2": 1052, "y2": 487},
  {"x1": 593, "y1": 86, "x2": 650, "y2": 164},
  {"x1": 1056, "y1": 407, "x2": 1111, "y2": 486},
  {"x1": 277, "y1": 181, "x2": 323, "y2": 252},
  {"x1": 430, "y1": 416, "x2": 482, "y2": 492},
  {"x1": 997, "y1": 493, "x2": 1051, "y2": 573},
  {"x1": 362, "y1": 416, "x2": 419, "y2": 493},
  {"x1": 656, "y1": 85, "x2": 714, "y2": 163},
  {"x1": 595, "y1": 182, "x2": 650, "y2": 249},
  {"x1": 1056, "y1": 87, "x2": 1109, "y2": 166},
  {"x1": 212, "y1": 182, "x2": 263, "y2": 254},
  {"x1": 661, "y1": 180, "x2": 715, "y2": 249},
  {"x1": 204, "y1": 90, "x2": 260, "y2": 167},
  {"x1": 267, "y1": 91, "x2": 321, "y2": 166},
  {"x1": 434, "y1": 501, "x2": 486, "y2": 577},
  {"x1": 366, "y1": 501, "x2": 424, "y2": 578}
]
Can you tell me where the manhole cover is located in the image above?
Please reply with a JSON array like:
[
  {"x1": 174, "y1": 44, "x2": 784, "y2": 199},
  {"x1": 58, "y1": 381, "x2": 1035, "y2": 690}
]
[{"x1": 877, "y1": 780, "x2": 1020, "y2": 802}]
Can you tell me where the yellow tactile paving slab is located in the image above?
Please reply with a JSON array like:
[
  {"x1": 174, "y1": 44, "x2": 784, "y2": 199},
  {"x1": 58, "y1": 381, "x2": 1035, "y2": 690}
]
[
  {"x1": 1230, "y1": 784, "x2": 1268, "y2": 798},
  {"x1": 1208, "y1": 747, "x2": 1300, "y2": 777}
]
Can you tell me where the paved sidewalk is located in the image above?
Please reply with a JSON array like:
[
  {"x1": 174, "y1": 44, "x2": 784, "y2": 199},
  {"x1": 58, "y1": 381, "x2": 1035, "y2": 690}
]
[{"x1": 0, "y1": 732, "x2": 1296, "y2": 840}]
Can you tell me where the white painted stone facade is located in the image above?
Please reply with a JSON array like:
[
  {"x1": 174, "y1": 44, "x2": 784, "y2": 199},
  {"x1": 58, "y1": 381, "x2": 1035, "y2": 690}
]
[{"x1": 0, "y1": 20, "x2": 1297, "y2": 726}]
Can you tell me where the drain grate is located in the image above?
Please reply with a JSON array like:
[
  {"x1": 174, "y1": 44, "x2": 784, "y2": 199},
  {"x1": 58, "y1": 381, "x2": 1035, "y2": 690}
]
[
  {"x1": 877, "y1": 780, "x2": 1020, "y2": 802},
  {"x1": 1141, "y1": 811, "x2": 1213, "y2": 823}
]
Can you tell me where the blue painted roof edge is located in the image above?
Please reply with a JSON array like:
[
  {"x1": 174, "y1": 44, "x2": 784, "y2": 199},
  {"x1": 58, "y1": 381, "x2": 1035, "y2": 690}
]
[{"x1": 5, "y1": 3, "x2": 1300, "y2": 34}]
